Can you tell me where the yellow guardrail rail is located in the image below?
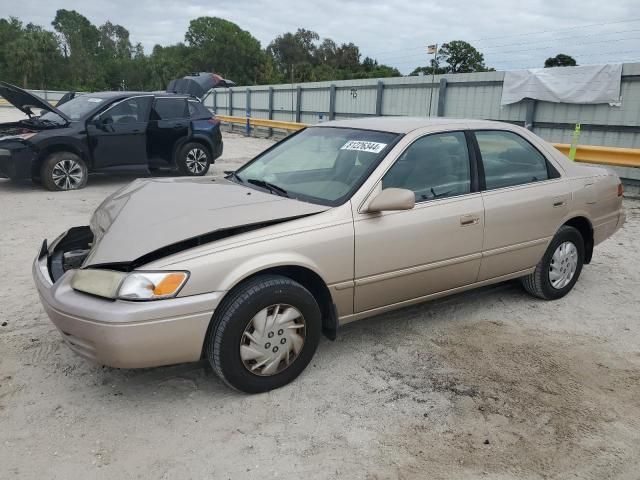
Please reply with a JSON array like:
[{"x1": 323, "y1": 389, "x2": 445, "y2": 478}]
[
  {"x1": 216, "y1": 114, "x2": 307, "y2": 131},
  {"x1": 552, "y1": 143, "x2": 640, "y2": 169}
]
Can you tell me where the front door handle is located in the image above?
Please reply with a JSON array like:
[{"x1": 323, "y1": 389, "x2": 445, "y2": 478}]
[{"x1": 460, "y1": 215, "x2": 480, "y2": 226}]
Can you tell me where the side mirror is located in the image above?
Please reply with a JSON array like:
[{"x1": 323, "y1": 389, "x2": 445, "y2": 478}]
[{"x1": 366, "y1": 188, "x2": 415, "y2": 213}]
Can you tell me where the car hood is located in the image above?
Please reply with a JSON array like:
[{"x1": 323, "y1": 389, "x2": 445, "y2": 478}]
[
  {"x1": 0, "y1": 81, "x2": 70, "y2": 121},
  {"x1": 84, "y1": 177, "x2": 330, "y2": 267}
]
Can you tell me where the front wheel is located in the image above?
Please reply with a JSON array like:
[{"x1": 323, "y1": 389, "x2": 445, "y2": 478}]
[
  {"x1": 177, "y1": 142, "x2": 211, "y2": 176},
  {"x1": 40, "y1": 152, "x2": 88, "y2": 191},
  {"x1": 205, "y1": 275, "x2": 322, "y2": 393},
  {"x1": 521, "y1": 225, "x2": 585, "y2": 300}
]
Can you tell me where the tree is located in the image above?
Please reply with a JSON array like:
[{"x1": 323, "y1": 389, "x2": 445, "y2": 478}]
[
  {"x1": 99, "y1": 21, "x2": 132, "y2": 59},
  {"x1": 6, "y1": 24, "x2": 61, "y2": 88},
  {"x1": 185, "y1": 17, "x2": 263, "y2": 85},
  {"x1": 544, "y1": 54, "x2": 577, "y2": 68},
  {"x1": 412, "y1": 40, "x2": 489, "y2": 75},
  {"x1": 267, "y1": 29, "x2": 320, "y2": 82},
  {"x1": 437, "y1": 41, "x2": 488, "y2": 73},
  {"x1": 52, "y1": 9, "x2": 101, "y2": 88}
]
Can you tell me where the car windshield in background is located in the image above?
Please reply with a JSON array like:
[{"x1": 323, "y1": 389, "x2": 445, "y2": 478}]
[
  {"x1": 235, "y1": 127, "x2": 399, "y2": 205},
  {"x1": 40, "y1": 95, "x2": 107, "y2": 122}
]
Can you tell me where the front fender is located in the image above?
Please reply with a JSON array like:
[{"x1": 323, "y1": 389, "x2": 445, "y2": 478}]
[{"x1": 218, "y1": 253, "x2": 327, "y2": 294}]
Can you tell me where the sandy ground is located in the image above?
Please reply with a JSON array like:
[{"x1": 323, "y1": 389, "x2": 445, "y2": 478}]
[{"x1": 1, "y1": 106, "x2": 640, "y2": 479}]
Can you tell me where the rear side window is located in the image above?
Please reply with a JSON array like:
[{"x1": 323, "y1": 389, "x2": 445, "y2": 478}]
[
  {"x1": 188, "y1": 101, "x2": 211, "y2": 119},
  {"x1": 382, "y1": 131, "x2": 471, "y2": 202},
  {"x1": 475, "y1": 130, "x2": 550, "y2": 190},
  {"x1": 153, "y1": 98, "x2": 187, "y2": 120}
]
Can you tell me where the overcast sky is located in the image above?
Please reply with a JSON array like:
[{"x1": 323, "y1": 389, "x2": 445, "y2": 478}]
[{"x1": 2, "y1": 0, "x2": 639, "y2": 74}]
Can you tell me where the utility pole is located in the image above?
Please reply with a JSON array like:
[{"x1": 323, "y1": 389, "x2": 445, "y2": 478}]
[
  {"x1": 427, "y1": 44, "x2": 438, "y2": 116},
  {"x1": 290, "y1": 64, "x2": 295, "y2": 122}
]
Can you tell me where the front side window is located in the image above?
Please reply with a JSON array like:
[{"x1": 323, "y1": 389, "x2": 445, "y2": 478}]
[
  {"x1": 382, "y1": 131, "x2": 471, "y2": 202},
  {"x1": 476, "y1": 130, "x2": 550, "y2": 190},
  {"x1": 99, "y1": 97, "x2": 152, "y2": 124},
  {"x1": 153, "y1": 98, "x2": 187, "y2": 120},
  {"x1": 236, "y1": 127, "x2": 399, "y2": 205}
]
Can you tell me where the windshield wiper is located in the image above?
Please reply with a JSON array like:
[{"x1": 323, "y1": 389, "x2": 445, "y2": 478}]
[
  {"x1": 225, "y1": 170, "x2": 244, "y2": 183},
  {"x1": 246, "y1": 178, "x2": 289, "y2": 197}
]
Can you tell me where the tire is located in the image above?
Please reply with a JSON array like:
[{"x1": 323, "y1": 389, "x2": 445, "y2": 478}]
[
  {"x1": 176, "y1": 142, "x2": 211, "y2": 176},
  {"x1": 40, "y1": 152, "x2": 88, "y2": 191},
  {"x1": 205, "y1": 275, "x2": 322, "y2": 393},
  {"x1": 521, "y1": 225, "x2": 585, "y2": 300}
]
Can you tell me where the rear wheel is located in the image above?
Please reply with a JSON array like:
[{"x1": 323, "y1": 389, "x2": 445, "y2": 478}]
[
  {"x1": 40, "y1": 152, "x2": 88, "y2": 191},
  {"x1": 521, "y1": 225, "x2": 584, "y2": 300},
  {"x1": 205, "y1": 275, "x2": 322, "y2": 393},
  {"x1": 177, "y1": 142, "x2": 211, "y2": 176}
]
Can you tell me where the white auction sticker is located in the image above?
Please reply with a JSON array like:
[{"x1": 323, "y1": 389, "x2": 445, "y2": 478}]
[
  {"x1": 87, "y1": 98, "x2": 104, "y2": 103},
  {"x1": 341, "y1": 140, "x2": 387, "y2": 154}
]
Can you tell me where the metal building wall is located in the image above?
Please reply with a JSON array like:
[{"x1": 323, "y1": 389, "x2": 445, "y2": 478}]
[{"x1": 208, "y1": 62, "x2": 640, "y2": 149}]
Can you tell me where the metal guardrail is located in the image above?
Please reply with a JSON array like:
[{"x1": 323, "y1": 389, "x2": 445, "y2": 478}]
[
  {"x1": 552, "y1": 144, "x2": 640, "y2": 169},
  {"x1": 216, "y1": 114, "x2": 307, "y2": 132}
]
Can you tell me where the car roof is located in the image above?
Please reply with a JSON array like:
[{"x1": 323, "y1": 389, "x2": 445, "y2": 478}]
[{"x1": 315, "y1": 116, "x2": 512, "y2": 134}]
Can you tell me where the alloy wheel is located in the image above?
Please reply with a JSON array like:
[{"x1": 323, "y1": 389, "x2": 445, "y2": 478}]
[
  {"x1": 239, "y1": 304, "x2": 306, "y2": 376},
  {"x1": 51, "y1": 159, "x2": 84, "y2": 190},
  {"x1": 549, "y1": 241, "x2": 578, "y2": 289},
  {"x1": 185, "y1": 148, "x2": 208, "y2": 174}
]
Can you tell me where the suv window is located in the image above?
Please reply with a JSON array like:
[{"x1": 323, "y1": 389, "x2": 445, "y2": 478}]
[
  {"x1": 476, "y1": 130, "x2": 550, "y2": 190},
  {"x1": 153, "y1": 97, "x2": 187, "y2": 120},
  {"x1": 188, "y1": 101, "x2": 211, "y2": 119},
  {"x1": 100, "y1": 96, "x2": 152, "y2": 124},
  {"x1": 382, "y1": 131, "x2": 471, "y2": 202}
]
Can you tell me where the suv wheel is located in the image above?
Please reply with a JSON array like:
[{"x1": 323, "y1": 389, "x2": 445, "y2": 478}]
[
  {"x1": 40, "y1": 152, "x2": 88, "y2": 191},
  {"x1": 521, "y1": 225, "x2": 585, "y2": 300},
  {"x1": 205, "y1": 275, "x2": 322, "y2": 393},
  {"x1": 177, "y1": 142, "x2": 211, "y2": 176}
]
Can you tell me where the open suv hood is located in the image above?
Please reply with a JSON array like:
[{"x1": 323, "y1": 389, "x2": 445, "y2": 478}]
[
  {"x1": 0, "y1": 81, "x2": 70, "y2": 121},
  {"x1": 84, "y1": 177, "x2": 329, "y2": 267}
]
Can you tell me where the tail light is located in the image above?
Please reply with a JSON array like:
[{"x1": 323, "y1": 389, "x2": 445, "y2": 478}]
[
  {"x1": 617, "y1": 183, "x2": 624, "y2": 197},
  {"x1": 208, "y1": 118, "x2": 220, "y2": 126}
]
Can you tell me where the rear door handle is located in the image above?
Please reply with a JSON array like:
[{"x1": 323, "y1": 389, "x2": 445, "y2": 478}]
[
  {"x1": 460, "y1": 215, "x2": 480, "y2": 226},
  {"x1": 552, "y1": 195, "x2": 568, "y2": 207}
]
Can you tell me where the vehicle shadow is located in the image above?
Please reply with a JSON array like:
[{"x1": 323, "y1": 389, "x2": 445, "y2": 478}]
[{"x1": 85, "y1": 280, "x2": 528, "y2": 401}]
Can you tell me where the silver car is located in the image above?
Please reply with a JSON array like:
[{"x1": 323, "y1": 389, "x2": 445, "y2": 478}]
[{"x1": 33, "y1": 118, "x2": 626, "y2": 393}]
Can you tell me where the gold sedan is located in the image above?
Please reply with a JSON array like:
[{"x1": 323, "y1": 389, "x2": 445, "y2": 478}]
[{"x1": 33, "y1": 117, "x2": 625, "y2": 393}]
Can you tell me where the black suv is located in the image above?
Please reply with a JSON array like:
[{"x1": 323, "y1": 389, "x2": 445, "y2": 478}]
[{"x1": 0, "y1": 82, "x2": 223, "y2": 191}]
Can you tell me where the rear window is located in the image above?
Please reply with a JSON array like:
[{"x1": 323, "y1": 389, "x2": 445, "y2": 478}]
[{"x1": 153, "y1": 98, "x2": 187, "y2": 120}]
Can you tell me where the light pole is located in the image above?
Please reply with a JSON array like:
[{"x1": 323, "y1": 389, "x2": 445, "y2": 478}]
[{"x1": 427, "y1": 44, "x2": 438, "y2": 116}]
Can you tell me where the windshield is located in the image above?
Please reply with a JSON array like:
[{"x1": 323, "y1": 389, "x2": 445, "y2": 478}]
[
  {"x1": 40, "y1": 95, "x2": 108, "y2": 122},
  {"x1": 235, "y1": 127, "x2": 399, "y2": 206}
]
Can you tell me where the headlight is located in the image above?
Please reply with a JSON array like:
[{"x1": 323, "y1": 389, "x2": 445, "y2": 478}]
[
  {"x1": 3, "y1": 132, "x2": 37, "y2": 141},
  {"x1": 118, "y1": 272, "x2": 189, "y2": 300},
  {"x1": 71, "y1": 269, "x2": 188, "y2": 301}
]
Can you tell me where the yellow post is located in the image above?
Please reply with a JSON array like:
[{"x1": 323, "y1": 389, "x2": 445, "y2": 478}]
[{"x1": 568, "y1": 123, "x2": 581, "y2": 161}]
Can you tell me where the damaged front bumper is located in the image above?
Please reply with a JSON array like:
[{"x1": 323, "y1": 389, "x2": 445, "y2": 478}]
[
  {"x1": 32, "y1": 230, "x2": 223, "y2": 368},
  {"x1": 0, "y1": 142, "x2": 36, "y2": 180}
]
